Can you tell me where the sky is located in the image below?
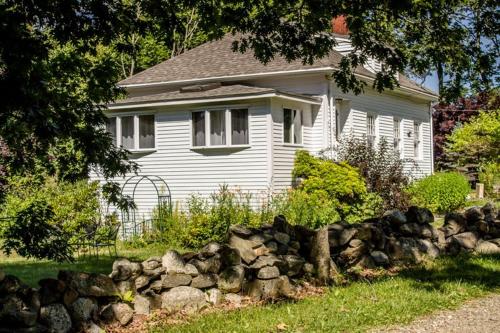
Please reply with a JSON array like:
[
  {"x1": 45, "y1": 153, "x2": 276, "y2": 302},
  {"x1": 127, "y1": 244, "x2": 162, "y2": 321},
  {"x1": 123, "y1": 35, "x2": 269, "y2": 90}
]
[{"x1": 422, "y1": 73, "x2": 439, "y2": 93}]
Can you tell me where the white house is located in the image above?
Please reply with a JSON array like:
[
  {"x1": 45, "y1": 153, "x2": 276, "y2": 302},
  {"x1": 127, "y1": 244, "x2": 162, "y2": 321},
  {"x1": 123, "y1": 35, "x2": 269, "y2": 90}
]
[{"x1": 93, "y1": 34, "x2": 437, "y2": 220}]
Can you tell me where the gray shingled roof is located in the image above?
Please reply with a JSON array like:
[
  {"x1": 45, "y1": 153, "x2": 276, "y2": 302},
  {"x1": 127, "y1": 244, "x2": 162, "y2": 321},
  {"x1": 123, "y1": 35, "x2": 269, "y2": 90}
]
[
  {"x1": 111, "y1": 84, "x2": 321, "y2": 106},
  {"x1": 118, "y1": 34, "x2": 436, "y2": 97}
]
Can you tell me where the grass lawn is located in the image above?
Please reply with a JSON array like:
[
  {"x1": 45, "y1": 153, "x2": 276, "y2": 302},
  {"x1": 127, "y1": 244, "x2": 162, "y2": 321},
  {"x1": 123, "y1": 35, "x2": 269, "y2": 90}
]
[
  {"x1": 0, "y1": 242, "x2": 177, "y2": 286},
  {"x1": 152, "y1": 254, "x2": 500, "y2": 333}
]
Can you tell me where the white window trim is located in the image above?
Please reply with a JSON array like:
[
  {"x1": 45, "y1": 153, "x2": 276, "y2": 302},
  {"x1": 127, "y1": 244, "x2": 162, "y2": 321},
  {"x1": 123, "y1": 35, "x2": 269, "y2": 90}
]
[
  {"x1": 366, "y1": 113, "x2": 378, "y2": 147},
  {"x1": 413, "y1": 121, "x2": 423, "y2": 161},
  {"x1": 282, "y1": 108, "x2": 304, "y2": 146},
  {"x1": 190, "y1": 108, "x2": 251, "y2": 149},
  {"x1": 107, "y1": 113, "x2": 157, "y2": 152},
  {"x1": 393, "y1": 117, "x2": 404, "y2": 157}
]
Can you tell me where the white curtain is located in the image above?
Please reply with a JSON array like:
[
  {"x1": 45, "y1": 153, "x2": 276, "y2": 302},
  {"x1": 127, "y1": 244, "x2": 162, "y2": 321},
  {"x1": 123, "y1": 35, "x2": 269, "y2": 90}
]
[
  {"x1": 192, "y1": 112, "x2": 205, "y2": 146},
  {"x1": 121, "y1": 116, "x2": 134, "y2": 149},
  {"x1": 210, "y1": 110, "x2": 226, "y2": 145},
  {"x1": 231, "y1": 109, "x2": 248, "y2": 145},
  {"x1": 139, "y1": 115, "x2": 155, "y2": 149}
]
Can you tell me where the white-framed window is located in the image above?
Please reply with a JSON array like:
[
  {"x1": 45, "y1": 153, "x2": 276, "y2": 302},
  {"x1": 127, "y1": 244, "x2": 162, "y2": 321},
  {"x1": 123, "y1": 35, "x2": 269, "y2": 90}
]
[
  {"x1": 393, "y1": 118, "x2": 402, "y2": 156},
  {"x1": 413, "y1": 121, "x2": 422, "y2": 160},
  {"x1": 192, "y1": 108, "x2": 249, "y2": 147},
  {"x1": 366, "y1": 114, "x2": 377, "y2": 148},
  {"x1": 106, "y1": 114, "x2": 155, "y2": 150},
  {"x1": 283, "y1": 108, "x2": 302, "y2": 144}
]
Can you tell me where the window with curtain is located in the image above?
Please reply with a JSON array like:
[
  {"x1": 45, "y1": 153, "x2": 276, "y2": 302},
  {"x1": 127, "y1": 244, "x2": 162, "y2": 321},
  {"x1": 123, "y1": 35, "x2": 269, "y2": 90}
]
[
  {"x1": 283, "y1": 108, "x2": 302, "y2": 144},
  {"x1": 121, "y1": 116, "x2": 134, "y2": 149},
  {"x1": 367, "y1": 114, "x2": 376, "y2": 148},
  {"x1": 210, "y1": 110, "x2": 226, "y2": 145},
  {"x1": 413, "y1": 121, "x2": 421, "y2": 159},
  {"x1": 106, "y1": 117, "x2": 117, "y2": 146},
  {"x1": 231, "y1": 109, "x2": 248, "y2": 145},
  {"x1": 139, "y1": 115, "x2": 155, "y2": 149},
  {"x1": 393, "y1": 118, "x2": 402, "y2": 155},
  {"x1": 192, "y1": 111, "x2": 205, "y2": 146}
]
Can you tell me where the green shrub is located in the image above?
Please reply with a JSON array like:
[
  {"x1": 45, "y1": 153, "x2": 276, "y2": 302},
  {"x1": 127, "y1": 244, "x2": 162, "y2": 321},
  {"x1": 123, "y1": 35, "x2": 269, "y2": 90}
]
[
  {"x1": 293, "y1": 150, "x2": 383, "y2": 222},
  {"x1": 0, "y1": 175, "x2": 101, "y2": 240},
  {"x1": 479, "y1": 162, "x2": 500, "y2": 198},
  {"x1": 406, "y1": 172, "x2": 471, "y2": 213}
]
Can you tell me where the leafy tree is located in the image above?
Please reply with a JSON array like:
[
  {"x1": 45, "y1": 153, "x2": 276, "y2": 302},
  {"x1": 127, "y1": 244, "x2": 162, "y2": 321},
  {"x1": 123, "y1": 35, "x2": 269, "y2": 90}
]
[
  {"x1": 446, "y1": 110, "x2": 500, "y2": 165},
  {"x1": 433, "y1": 91, "x2": 500, "y2": 170}
]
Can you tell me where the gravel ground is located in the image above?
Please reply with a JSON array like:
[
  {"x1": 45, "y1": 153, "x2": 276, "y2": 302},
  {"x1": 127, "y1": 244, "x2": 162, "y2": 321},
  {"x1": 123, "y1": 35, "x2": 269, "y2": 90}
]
[{"x1": 372, "y1": 294, "x2": 500, "y2": 333}]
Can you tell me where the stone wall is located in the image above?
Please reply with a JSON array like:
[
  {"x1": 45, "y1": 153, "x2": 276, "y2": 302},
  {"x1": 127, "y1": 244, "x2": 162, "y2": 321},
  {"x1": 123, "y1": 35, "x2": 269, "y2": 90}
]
[{"x1": 1, "y1": 203, "x2": 499, "y2": 332}]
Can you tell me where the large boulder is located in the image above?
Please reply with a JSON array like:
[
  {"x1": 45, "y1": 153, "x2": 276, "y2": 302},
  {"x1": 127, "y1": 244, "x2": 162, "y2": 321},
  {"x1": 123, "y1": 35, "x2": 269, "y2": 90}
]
[
  {"x1": 385, "y1": 237, "x2": 425, "y2": 263},
  {"x1": 162, "y1": 250, "x2": 188, "y2": 274},
  {"x1": 58, "y1": 271, "x2": 118, "y2": 298},
  {"x1": 217, "y1": 266, "x2": 245, "y2": 293},
  {"x1": 475, "y1": 240, "x2": 500, "y2": 254},
  {"x1": 228, "y1": 234, "x2": 260, "y2": 264},
  {"x1": 245, "y1": 276, "x2": 294, "y2": 300},
  {"x1": 110, "y1": 303, "x2": 134, "y2": 326},
  {"x1": 39, "y1": 303, "x2": 72, "y2": 333},
  {"x1": 161, "y1": 286, "x2": 208, "y2": 314}
]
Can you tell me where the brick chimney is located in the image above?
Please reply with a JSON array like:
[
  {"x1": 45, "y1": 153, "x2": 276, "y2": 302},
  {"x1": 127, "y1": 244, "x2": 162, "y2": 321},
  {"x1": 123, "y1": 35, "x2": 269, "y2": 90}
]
[{"x1": 331, "y1": 16, "x2": 349, "y2": 35}]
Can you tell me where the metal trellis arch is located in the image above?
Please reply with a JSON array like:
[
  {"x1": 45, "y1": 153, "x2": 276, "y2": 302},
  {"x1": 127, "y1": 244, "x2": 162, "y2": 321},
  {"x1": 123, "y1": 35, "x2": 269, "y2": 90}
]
[{"x1": 120, "y1": 175, "x2": 172, "y2": 238}]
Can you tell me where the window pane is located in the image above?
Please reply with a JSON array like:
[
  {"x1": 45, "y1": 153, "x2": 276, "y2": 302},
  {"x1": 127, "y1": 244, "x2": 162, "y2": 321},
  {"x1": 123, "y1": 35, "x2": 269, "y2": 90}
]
[
  {"x1": 139, "y1": 115, "x2": 155, "y2": 149},
  {"x1": 106, "y1": 117, "x2": 117, "y2": 146},
  {"x1": 367, "y1": 115, "x2": 376, "y2": 147},
  {"x1": 210, "y1": 110, "x2": 226, "y2": 145},
  {"x1": 121, "y1": 116, "x2": 134, "y2": 149},
  {"x1": 231, "y1": 109, "x2": 248, "y2": 145},
  {"x1": 192, "y1": 112, "x2": 205, "y2": 146},
  {"x1": 293, "y1": 110, "x2": 302, "y2": 144},
  {"x1": 393, "y1": 118, "x2": 400, "y2": 152},
  {"x1": 283, "y1": 109, "x2": 292, "y2": 143}
]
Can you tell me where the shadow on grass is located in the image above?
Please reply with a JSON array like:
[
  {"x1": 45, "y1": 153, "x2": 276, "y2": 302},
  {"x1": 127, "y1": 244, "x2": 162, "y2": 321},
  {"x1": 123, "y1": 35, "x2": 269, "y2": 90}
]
[{"x1": 397, "y1": 253, "x2": 500, "y2": 293}]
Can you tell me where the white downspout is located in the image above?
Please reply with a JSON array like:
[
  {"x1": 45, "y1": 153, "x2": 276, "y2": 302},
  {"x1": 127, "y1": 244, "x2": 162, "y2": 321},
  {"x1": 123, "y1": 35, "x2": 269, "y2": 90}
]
[
  {"x1": 429, "y1": 101, "x2": 435, "y2": 174},
  {"x1": 326, "y1": 76, "x2": 335, "y2": 159}
]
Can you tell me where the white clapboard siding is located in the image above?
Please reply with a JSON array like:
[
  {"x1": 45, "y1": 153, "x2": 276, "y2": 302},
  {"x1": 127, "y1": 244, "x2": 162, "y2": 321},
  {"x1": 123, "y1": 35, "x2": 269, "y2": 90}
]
[
  {"x1": 332, "y1": 83, "x2": 433, "y2": 178},
  {"x1": 91, "y1": 99, "x2": 273, "y2": 221},
  {"x1": 270, "y1": 98, "x2": 314, "y2": 192}
]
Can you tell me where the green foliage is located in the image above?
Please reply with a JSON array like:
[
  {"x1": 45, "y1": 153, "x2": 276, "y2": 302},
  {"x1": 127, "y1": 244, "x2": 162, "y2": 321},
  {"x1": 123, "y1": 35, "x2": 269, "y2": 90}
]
[
  {"x1": 446, "y1": 110, "x2": 500, "y2": 165},
  {"x1": 407, "y1": 172, "x2": 471, "y2": 213},
  {"x1": 1, "y1": 200, "x2": 73, "y2": 262},
  {"x1": 293, "y1": 150, "x2": 383, "y2": 223},
  {"x1": 478, "y1": 162, "x2": 500, "y2": 198},
  {"x1": 0, "y1": 175, "x2": 101, "y2": 239}
]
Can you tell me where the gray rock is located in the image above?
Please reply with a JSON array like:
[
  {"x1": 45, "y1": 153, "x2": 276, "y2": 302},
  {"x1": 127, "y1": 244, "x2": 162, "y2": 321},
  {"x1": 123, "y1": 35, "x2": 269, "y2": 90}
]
[
  {"x1": 142, "y1": 266, "x2": 165, "y2": 278},
  {"x1": 219, "y1": 246, "x2": 242, "y2": 267},
  {"x1": 417, "y1": 239, "x2": 440, "y2": 259},
  {"x1": 452, "y1": 232, "x2": 479, "y2": 249},
  {"x1": 370, "y1": 251, "x2": 390, "y2": 266},
  {"x1": 58, "y1": 271, "x2": 118, "y2": 298},
  {"x1": 110, "y1": 258, "x2": 133, "y2": 281},
  {"x1": 161, "y1": 273, "x2": 192, "y2": 289},
  {"x1": 224, "y1": 293, "x2": 243, "y2": 305},
  {"x1": 205, "y1": 288, "x2": 223, "y2": 306},
  {"x1": 406, "y1": 206, "x2": 434, "y2": 224},
  {"x1": 249, "y1": 254, "x2": 284, "y2": 270},
  {"x1": 257, "y1": 266, "x2": 280, "y2": 279},
  {"x1": 148, "y1": 280, "x2": 163, "y2": 293},
  {"x1": 134, "y1": 275, "x2": 150, "y2": 290},
  {"x1": 115, "y1": 280, "x2": 135, "y2": 296},
  {"x1": 254, "y1": 244, "x2": 272, "y2": 256},
  {"x1": 111, "y1": 303, "x2": 134, "y2": 326},
  {"x1": 184, "y1": 263, "x2": 199, "y2": 276},
  {"x1": 265, "y1": 241, "x2": 279, "y2": 253},
  {"x1": 339, "y1": 228, "x2": 358, "y2": 246},
  {"x1": 217, "y1": 265, "x2": 245, "y2": 293},
  {"x1": 133, "y1": 294, "x2": 151, "y2": 315},
  {"x1": 81, "y1": 321, "x2": 101, "y2": 333},
  {"x1": 190, "y1": 255, "x2": 221, "y2": 274},
  {"x1": 339, "y1": 239, "x2": 367, "y2": 265},
  {"x1": 475, "y1": 240, "x2": 500, "y2": 254},
  {"x1": 161, "y1": 286, "x2": 208, "y2": 314},
  {"x1": 40, "y1": 304, "x2": 72, "y2": 333},
  {"x1": 441, "y1": 212, "x2": 467, "y2": 237},
  {"x1": 465, "y1": 206, "x2": 484, "y2": 224},
  {"x1": 0, "y1": 294, "x2": 38, "y2": 327},
  {"x1": 228, "y1": 234, "x2": 259, "y2": 264},
  {"x1": 385, "y1": 237, "x2": 425, "y2": 263},
  {"x1": 162, "y1": 250, "x2": 186, "y2": 274},
  {"x1": 383, "y1": 210, "x2": 407, "y2": 226},
  {"x1": 142, "y1": 257, "x2": 163, "y2": 274},
  {"x1": 68, "y1": 297, "x2": 97, "y2": 324},
  {"x1": 274, "y1": 232, "x2": 290, "y2": 245},
  {"x1": 289, "y1": 241, "x2": 301, "y2": 250},
  {"x1": 229, "y1": 225, "x2": 253, "y2": 237},
  {"x1": 190, "y1": 274, "x2": 217, "y2": 289},
  {"x1": 283, "y1": 255, "x2": 305, "y2": 277},
  {"x1": 201, "y1": 242, "x2": 223, "y2": 256},
  {"x1": 249, "y1": 233, "x2": 273, "y2": 245},
  {"x1": 246, "y1": 276, "x2": 294, "y2": 300}
]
